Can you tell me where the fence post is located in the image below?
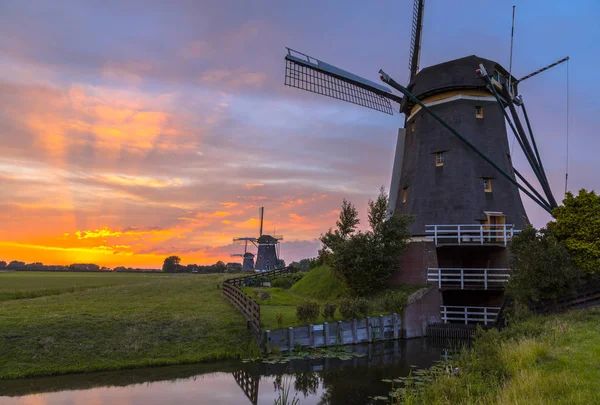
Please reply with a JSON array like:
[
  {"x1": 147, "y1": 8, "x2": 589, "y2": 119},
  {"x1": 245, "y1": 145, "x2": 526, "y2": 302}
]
[
  {"x1": 484, "y1": 269, "x2": 488, "y2": 289},
  {"x1": 324, "y1": 322, "x2": 330, "y2": 347},
  {"x1": 379, "y1": 315, "x2": 385, "y2": 341},
  {"x1": 367, "y1": 319, "x2": 373, "y2": 343},
  {"x1": 393, "y1": 313, "x2": 399, "y2": 339},
  {"x1": 480, "y1": 225, "x2": 483, "y2": 244},
  {"x1": 434, "y1": 225, "x2": 438, "y2": 245},
  {"x1": 438, "y1": 268, "x2": 442, "y2": 288},
  {"x1": 442, "y1": 306, "x2": 447, "y2": 323},
  {"x1": 288, "y1": 327, "x2": 294, "y2": 351},
  {"x1": 458, "y1": 225, "x2": 461, "y2": 245},
  {"x1": 464, "y1": 307, "x2": 468, "y2": 325},
  {"x1": 338, "y1": 321, "x2": 343, "y2": 345},
  {"x1": 308, "y1": 324, "x2": 315, "y2": 348},
  {"x1": 484, "y1": 307, "x2": 488, "y2": 326},
  {"x1": 460, "y1": 268, "x2": 464, "y2": 289},
  {"x1": 352, "y1": 319, "x2": 358, "y2": 344},
  {"x1": 265, "y1": 330, "x2": 271, "y2": 354}
]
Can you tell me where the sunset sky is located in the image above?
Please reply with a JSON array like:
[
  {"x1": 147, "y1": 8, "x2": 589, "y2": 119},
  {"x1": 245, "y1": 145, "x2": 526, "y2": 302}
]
[{"x1": 0, "y1": 0, "x2": 598, "y2": 268}]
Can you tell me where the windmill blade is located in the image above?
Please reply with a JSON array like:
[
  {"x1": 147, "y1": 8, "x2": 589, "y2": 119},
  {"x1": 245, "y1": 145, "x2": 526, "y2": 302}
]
[
  {"x1": 258, "y1": 207, "x2": 264, "y2": 237},
  {"x1": 517, "y1": 57, "x2": 569, "y2": 84},
  {"x1": 408, "y1": 0, "x2": 425, "y2": 82},
  {"x1": 284, "y1": 48, "x2": 401, "y2": 115},
  {"x1": 230, "y1": 254, "x2": 244, "y2": 257},
  {"x1": 233, "y1": 237, "x2": 256, "y2": 244}
]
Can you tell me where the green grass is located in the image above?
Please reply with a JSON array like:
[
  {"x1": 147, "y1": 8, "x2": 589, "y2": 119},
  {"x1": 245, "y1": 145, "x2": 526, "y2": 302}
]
[
  {"x1": 290, "y1": 265, "x2": 344, "y2": 301},
  {"x1": 245, "y1": 265, "x2": 424, "y2": 330},
  {"x1": 0, "y1": 272, "x2": 252, "y2": 379},
  {"x1": 0, "y1": 271, "x2": 165, "y2": 301},
  {"x1": 398, "y1": 307, "x2": 600, "y2": 405}
]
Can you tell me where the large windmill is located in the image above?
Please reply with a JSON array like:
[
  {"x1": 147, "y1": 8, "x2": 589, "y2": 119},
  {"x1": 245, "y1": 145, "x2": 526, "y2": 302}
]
[
  {"x1": 233, "y1": 207, "x2": 284, "y2": 273},
  {"x1": 283, "y1": 1, "x2": 568, "y2": 325}
]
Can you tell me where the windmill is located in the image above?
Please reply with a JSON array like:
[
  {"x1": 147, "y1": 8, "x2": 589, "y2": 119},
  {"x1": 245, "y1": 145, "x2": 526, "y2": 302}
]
[
  {"x1": 283, "y1": 1, "x2": 569, "y2": 324},
  {"x1": 230, "y1": 239, "x2": 255, "y2": 272},
  {"x1": 233, "y1": 207, "x2": 283, "y2": 273}
]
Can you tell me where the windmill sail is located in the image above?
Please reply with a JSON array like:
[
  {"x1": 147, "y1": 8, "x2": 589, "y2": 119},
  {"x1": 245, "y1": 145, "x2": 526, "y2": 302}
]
[
  {"x1": 284, "y1": 48, "x2": 401, "y2": 114},
  {"x1": 408, "y1": 0, "x2": 425, "y2": 82}
]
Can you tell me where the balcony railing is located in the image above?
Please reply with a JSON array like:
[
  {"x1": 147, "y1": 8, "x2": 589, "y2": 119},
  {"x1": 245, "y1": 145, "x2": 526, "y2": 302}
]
[
  {"x1": 428, "y1": 268, "x2": 511, "y2": 290},
  {"x1": 425, "y1": 224, "x2": 518, "y2": 246},
  {"x1": 441, "y1": 305, "x2": 501, "y2": 325}
]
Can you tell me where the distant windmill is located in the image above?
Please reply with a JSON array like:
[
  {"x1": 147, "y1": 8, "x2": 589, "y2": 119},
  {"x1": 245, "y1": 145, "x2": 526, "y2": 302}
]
[
  {"x1": 233, "y1": 207, "x2": 283, "y2": 273},
  {"x1": 283, "y1": 1, "x2": 569, "y2": 325}
]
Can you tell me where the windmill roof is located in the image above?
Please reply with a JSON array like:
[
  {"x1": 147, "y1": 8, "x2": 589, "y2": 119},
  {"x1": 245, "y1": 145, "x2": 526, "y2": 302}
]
[
  {"x1": 401, "y1": 55, "x2": 518, "y2": 114},
  {"x1": 257, "y1": 235, "x2": 279, "y2": 243}
]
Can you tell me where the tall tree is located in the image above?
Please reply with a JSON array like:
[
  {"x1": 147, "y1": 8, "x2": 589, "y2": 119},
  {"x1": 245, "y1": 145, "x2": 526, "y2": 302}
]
[
  {"x1": 0, "y1": 261, "x2": 6, "y2": 269},
  {"x1": 507, "y1": 225, "x2": 582, "y2": 306},
  {"x1": 162, "y1": 256, "x2": 181, "y2": 273},
  {"x1": 320, "y1": 188, "x2": 412, "y2": 296},
  {"x1": 548, "y1": 189, "x2": 600, "y2": 275}
]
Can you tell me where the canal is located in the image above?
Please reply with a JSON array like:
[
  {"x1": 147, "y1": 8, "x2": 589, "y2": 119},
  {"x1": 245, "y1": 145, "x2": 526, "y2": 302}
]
[{"x1": 0, "y1": 339, "x2": 453, "y2": 404}]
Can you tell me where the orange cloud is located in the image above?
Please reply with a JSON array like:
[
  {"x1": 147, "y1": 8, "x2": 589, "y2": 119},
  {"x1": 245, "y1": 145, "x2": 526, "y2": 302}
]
[{"x1": 244, "y1": 183, "x2": 264, "y2": 189}]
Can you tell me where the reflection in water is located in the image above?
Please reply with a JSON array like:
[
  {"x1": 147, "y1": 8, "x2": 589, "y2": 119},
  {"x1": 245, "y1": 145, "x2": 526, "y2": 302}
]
[{"x1": 0, "y1": 339, "x2": 453, "y2": 405}]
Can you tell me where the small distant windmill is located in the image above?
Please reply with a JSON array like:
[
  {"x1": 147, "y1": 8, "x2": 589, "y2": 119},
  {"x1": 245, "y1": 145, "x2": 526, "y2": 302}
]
[
  {"x1": 230, "y1": 239, "x2": 255, "y2": 272},
  {"x1": 233, "y1": 207, "x2": 283, "y2": 273}
]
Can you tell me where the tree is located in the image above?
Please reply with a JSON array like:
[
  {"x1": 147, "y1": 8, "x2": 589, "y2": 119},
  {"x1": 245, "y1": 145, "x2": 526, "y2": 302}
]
[
  {"x1": 320, "y1": 187, "x2": 413, "y2": 296},
  {"x1": 6, "y1": 261, "x2": 25, "y2": 270},
  {"x1": 0, "y1": 261, "x2": 6, "y2": 269},
  {"x1": 507, "y1": 225, "x2": 582, "y2": 306},
  {"x1": 162, "y1": 256, "x2": 181, "y2": 273},
  {"x1": 547, "y1": 189, "x2": 600, "y2": 275},
  {"x1": 214, "y1": 260, "x2": 226, "y2": 273}
]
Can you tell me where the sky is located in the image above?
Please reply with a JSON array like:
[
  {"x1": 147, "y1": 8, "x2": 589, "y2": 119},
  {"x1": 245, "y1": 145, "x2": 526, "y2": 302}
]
[{"x1": 0, "y1": 0, "x2": 598, "y2": 268}]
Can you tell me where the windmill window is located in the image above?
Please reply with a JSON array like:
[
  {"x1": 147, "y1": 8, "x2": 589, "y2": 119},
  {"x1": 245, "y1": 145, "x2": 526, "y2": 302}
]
[
  {"x1": 402, "y1": 187, "x2": 408, "y2": 203},
  {"x1": 483, "y1": 178, "x2": 492, "y2": 193},
  {"x1": 476, "y1": 106, "x2": 483, "y2": 119},
  {"x1": 435, "y1": 152, "x2": 444, "y2": 166},
  {"x1": 411, "y1": 120, "x2": 415, "y2": 133}
]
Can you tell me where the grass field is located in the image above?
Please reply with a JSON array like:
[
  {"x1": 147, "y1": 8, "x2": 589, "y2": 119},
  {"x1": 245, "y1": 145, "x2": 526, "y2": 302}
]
[
  {"x1": 0, "y1": 272, "x2": 252, "y2": 379},
  {"x1": 403, "y1": 307, "x2": 600, "y2": 405},
  {"x1": 244, "y1": 265, "x2": 424, "y2": 330}
]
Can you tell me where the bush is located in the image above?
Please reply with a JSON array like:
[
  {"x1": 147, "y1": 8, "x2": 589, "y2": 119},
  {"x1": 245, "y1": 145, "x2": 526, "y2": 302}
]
[
  {"x1": 380, "y1": 290, "x2": 409, "y2": 314},
  {"x1": 276, "y1": 312, "x2": 285, "y2": 328},
  {"x1": 296, "y1": 301, "x2": 320, "y2": 323},
  {"x1": 339, "y1": 297, "x2": 370, "y2": 320},
  {"x1": 322, "y1": 302, "x2": 337, "y2": 320},
  {"x1": 271, "y1": 272, "x2": 305, "y2": 289},
  {"x1": 254, "y1": 289, "x2": 271, "y2": 301}
]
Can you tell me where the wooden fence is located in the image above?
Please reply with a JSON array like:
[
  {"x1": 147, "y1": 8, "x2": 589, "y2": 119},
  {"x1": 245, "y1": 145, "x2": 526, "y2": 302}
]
[{"x1": 222, "y1": 266, "x2": 297, "y2": 340}]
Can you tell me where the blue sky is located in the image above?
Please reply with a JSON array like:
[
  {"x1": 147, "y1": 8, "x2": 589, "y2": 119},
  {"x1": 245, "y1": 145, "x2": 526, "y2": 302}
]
[{"x1": 0, "y1": 0, "x2": 597, "y2": 266}]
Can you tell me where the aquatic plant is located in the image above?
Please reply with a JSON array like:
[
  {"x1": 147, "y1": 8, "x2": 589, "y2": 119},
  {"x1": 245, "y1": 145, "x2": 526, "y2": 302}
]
[{"x1": 273, "y1": 376, "x2": 299, "y2": 405}]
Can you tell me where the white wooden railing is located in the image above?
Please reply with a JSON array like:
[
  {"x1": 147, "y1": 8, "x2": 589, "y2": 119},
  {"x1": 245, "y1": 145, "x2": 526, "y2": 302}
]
[
  {"x1": 428, "y1": 268, "x2": 511, "y2": 289},
  {"x1": 425, "y1": 224, "x2": 518, "y2": 246},
  {"x1": 441, "y1": 306, "x2": 501, "y2": 325}
]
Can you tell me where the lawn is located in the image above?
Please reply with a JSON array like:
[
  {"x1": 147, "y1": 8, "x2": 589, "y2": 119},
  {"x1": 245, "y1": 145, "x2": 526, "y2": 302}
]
[
  {"x1": 0, "y1": 271, "x2": 167, "y2": 301},
  {"x1": 404, "y1": 307, "x2": 600, "y2": 405},
  {"x1": 0, "y1": 272, "x2": 252, "y2": 379},
  {"x1": 244, "y1": 265, "x2": 425, "y2": 330}
]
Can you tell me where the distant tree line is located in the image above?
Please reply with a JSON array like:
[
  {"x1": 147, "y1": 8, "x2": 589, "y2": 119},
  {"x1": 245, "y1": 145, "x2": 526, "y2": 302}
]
[
  {"x1": 161, "y1": 256, "x2": 243, "y2": 274},
  {"x1": 0, "y1": 260, "x2": 157, "y2": 272}
]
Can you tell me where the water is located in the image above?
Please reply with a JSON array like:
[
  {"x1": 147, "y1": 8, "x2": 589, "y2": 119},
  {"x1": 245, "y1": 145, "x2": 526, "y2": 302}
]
[{"x1": 0, "y1": 339, "x2": 451, "y2": 405}]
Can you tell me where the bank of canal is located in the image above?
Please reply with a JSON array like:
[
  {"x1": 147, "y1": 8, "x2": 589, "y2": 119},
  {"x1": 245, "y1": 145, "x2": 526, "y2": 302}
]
[{"x1": 0, "y1": 338, "x2": 450, "y2": 405}]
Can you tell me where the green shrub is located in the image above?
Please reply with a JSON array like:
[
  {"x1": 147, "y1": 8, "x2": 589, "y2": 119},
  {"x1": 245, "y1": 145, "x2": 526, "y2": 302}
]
[
  {"x1": 322, "y1": 302, "x2": 337, "y2": 320},
  {"x1": 254, "y1": 289, "x2": 271, "y2": 301},
  {"x1": 380, "y1": 290, "x2": 409, "y2": 314},
  {"x1": 339, "y1": 297, "x2": 370, "y2": 320},
  {"x1": 276, "y1": 312, "x2": 285, "y2": 328},
  {"x1": 271, "y1": 273, "x2": 305, "y2": 289},
  {"x1": 296, "y1": 300, "x2": 320, "y2": 323}
]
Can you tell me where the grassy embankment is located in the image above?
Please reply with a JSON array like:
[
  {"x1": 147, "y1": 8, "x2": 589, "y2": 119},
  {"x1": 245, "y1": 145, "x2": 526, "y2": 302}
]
[
  {"x1": 244, "y1": 265, "x2": 424, "y2": 330},
  {"x1": 397, "y1": 307, "x2": 600, "y2": 405},
  {"x1": 0, "y1": 272, "x2": 253, "y2": 380}
]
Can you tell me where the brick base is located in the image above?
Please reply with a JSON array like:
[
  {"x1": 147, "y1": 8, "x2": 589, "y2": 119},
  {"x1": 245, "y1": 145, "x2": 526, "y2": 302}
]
[{"x1": 392, "y1": 241, "x2": 438, "y2": 285}]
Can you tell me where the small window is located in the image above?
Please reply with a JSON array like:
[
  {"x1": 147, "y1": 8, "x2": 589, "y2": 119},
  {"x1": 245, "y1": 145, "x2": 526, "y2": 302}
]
[
  {"x1": 411, "y1": 120, "x2": 415, "y2": 133},
  {"x1": 435, "y1": 152, "x2": 444, "y2": 167},
  {"x1": 475, "y1": 106, "x2": 483, "y2": 119},
  {"x1": 483, "y1": 178, "x2": 492, "y2": 193},
  {"x1": 402, "y1": 187, "x2": 408, "y2": 203}
]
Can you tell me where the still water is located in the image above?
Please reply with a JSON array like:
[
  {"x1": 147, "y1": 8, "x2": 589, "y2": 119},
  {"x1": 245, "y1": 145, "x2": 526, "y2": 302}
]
[{"x1": 0, "y1": 339, "x2": 451, "y2": 405}]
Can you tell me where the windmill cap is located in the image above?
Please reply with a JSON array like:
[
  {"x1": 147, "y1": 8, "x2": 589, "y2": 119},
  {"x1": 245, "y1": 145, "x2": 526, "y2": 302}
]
[{"x1": 401, "y1": 55, "x2": 518, "y2": 114}]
